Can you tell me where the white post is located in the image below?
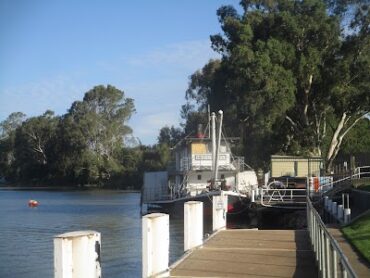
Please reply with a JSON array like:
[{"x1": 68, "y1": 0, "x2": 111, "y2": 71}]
[
  {"x1": 54, "y1": 230, "x2": 101, "y2": 278},
  {"x1": 184, "y1": 201, "x2": 203, "y2": 252},
  {"x1": 344, "y1": 208, "x2": 351, "y2": 224},
  {"x1": 251, "y1": 189, "x2": 255, "y2": 203},
  {"x1": 337, "y1": 205, "x2": 344, "y2": 221},
  {"x1": 327, "y1": 199, "x2": 332, "y2": 213},
  {"x1": 213, "y1": 192, "x2": 228, "y2": 232},
  {"x1": 332, "y1": 201, "x2": 337, "y2": 216},
  {"x1": 142, "y1": 213, "x2": 169, "y2": 278},
  {"x1": 324, "y1": 196, "x2": 328, "y2": 209}
]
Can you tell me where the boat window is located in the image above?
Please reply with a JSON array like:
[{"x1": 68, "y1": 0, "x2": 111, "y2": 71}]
[{"x1": 197, "y1": 174, "x2": 202, "y2": 180}]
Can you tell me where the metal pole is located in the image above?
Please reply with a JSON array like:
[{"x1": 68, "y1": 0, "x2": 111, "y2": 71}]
[
  {"x1": 211, "y1": 112, "x2": 216, "y2": 188},
  {"x1": 347, "y1": 194, "x2": 350, "y2": 209},
  {"x1": 333, "y1": 249, "x2": 338, "y2": 278},
  {"x1": 326, "y1": 236, "x2": 331, "y2": 278},
  {"x1": 342, "y1": 194, "x2": 345, "y2": 209},
  {"x1": 214, "y1": 110, "x2": 223, "y2": 185},
  {"x1": 321, "y1": 230, "x2": 326, "y2": 277}
]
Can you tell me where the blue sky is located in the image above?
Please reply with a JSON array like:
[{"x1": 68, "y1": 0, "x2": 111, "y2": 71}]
[{"x1": 0, "y1": 0, "x2": 240, "y2": 145}]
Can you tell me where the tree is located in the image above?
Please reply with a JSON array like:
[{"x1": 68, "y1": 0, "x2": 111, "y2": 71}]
[
  {"x1": 63, "y1": 85, "x2": 135, "y2": 184},
  {"x1": 0, "y1": 112, "x2": 26, "y2": 139},
  {"x1": 158, "y1": 125, "x2": 183, "y2": 147},
  {"x1": 340, "y1": 118, "x2": 370, "y2": 155},
  {"x1": 0, "y1": 112, "x2": 26, "y2": 179},
  {"x1": 186, "y1": 0, "x2": 369, "y2": 171},
  {"x1": 13, "y1": 110, "x2": 59, "y2": 180}
]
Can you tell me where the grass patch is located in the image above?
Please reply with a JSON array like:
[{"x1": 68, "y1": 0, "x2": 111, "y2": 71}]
[{"x1": 342, "y1": 212, "x2": 370, "y2": 263}]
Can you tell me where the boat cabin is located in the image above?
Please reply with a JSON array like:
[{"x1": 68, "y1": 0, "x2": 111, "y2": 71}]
[{"x1": 169, "y1": 137, "x2": 245, "y2": 197}]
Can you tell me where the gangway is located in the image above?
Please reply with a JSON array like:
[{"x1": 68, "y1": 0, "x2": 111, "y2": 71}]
[{"x1": 256, "y1": 166, "x2": 370, "y2": 209}]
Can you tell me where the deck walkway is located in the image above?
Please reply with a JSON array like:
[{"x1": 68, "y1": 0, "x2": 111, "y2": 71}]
[{"x1": 170, "y1": 229, "x2": 318, "y2": 277}]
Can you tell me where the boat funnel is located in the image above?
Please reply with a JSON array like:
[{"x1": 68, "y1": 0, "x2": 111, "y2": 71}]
[{"x1": 196, "y1": 124, "x2": 205, "y2": 138}]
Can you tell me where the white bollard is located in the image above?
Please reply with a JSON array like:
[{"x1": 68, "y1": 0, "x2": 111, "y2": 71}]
[
  {"x1": 251, "y1": 189, "x2": 255, "y2": 203},
  {"x1": 54, "y1": 230, "x2": 101, "y2": 278},
  {"x1": 327, "y1": 199, "x2": 332, "y2": 213},
  {"x1": 332, "y1": 202, "x2": 337, "y2": 216},
  {"x1": 337, "y1": 205, "x2": 343, "y2": 221},
  {"x1": 142, "y1": 213, "x2": 169, "y2": 278},
  {"x1": 213, "y1": 192, "x2": 228, "y2": 232},
  {"x1": 344, "y1": 208, "x2": 351, "y2": 224},
  {"x1": 324, "y1": 196, "x2": 328, "y2": 209},
  {"x1": 184, "y1": 201, "x2": 203, "y2": 252}
]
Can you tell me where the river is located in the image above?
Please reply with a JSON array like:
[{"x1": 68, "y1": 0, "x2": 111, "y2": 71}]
[{"x1": 0, "y1": 190, "x2": 184, "y2": 278}]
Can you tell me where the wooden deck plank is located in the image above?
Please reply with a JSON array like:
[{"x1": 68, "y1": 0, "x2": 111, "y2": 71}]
[{"x1": 170, "y1": 229, "x2": 318, "y2": 277}]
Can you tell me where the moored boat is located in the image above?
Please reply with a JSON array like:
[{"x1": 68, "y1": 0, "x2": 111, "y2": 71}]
[{"x1": 141, "y1": 110, "x2": 258, "y2": 217}]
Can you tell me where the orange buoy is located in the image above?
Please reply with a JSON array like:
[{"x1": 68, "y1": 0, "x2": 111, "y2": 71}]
[{"x1": 28, "y1": 199, "x2": 39, "y2": 207}]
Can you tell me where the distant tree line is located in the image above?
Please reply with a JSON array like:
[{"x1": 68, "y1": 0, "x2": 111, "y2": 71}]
[{"x1": 0, "y1": 85, "x2": 179, "y2": 188}]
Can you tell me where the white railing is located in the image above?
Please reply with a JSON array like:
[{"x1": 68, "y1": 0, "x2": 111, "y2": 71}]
[
  {"x1": 260, "y1": 188, "x2": 307, "y2": 208},
  {"x1": 353, "y1": 166, "x2": 370, "y2": 179},
  {"x1": 308, "y1": 166, "x2": 370, "y2": 198},
  {"x1": 307, "y1": 197, "x2": 357, "y2": 278}
]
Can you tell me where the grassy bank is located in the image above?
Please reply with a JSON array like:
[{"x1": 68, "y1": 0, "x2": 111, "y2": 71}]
[{"x1": 342, "y1": 211, "x2": 370, "y2": 263}]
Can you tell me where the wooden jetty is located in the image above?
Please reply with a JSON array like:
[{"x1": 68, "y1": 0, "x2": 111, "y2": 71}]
[{"x1": 170, "y1": 229, "x2": 317, "y2": 278}]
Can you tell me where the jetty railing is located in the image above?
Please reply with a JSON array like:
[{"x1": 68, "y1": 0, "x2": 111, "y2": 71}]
[
  {"x1": 260, "y1": 188, "x2": 307, "y2": 208},
  {"x1": 306, "y1": 197, "x2": 357, "y2": 278}
]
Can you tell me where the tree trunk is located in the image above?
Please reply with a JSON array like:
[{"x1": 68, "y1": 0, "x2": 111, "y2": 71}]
[
  {"x1": 325, "y1": 112, "x2": 366, "y2": 173},
  {"x1": 302, "y1": 74, "x2": 313, "y2": 126},
  {"x1": 326, "y1": 113, "x2": 347, "y2": 173}
]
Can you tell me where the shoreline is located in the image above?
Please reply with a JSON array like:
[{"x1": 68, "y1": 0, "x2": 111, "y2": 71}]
[{"x1": 0, "y1": 185, "x2": 140, "y2": 193}]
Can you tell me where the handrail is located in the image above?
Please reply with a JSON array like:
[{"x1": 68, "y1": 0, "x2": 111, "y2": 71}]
[
  {"x1": 306, "y1": 197, "x2": 357, "y2": 278},
  {"x1": 260, "y1": 188, "x2": 307, "y2": 208},
  {"x1": 314, "y1": 167, "x2": 370, "y2": 196}
]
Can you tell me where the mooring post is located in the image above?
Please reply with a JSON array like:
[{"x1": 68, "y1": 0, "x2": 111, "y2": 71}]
[
  {"x1": 213, "y1": 192, "x2": 228, "y2": 232},
  {"x1": 324, "y1": 196, "x2": 328, "y2": 209},
  {"x1": 54, "y1": 230, "x2": 101, "y2": 278},
  {"x1": 332, "y1": 201, "x2": 337, "y2": 217},
  {"x1": 337, "y1": 204, "x2": 343, "y2": 222},
  {"x1": 184, "y1": 201, "x2": 203, "y2": 252},
  {"x1": 142, "y1": 213, "x2": 169, "y2": 278},
  {"x1": 343, "y1": 194, "x2": 351, "y2": 224},
  {"x1": 327, "y1": 199, "x2": 332, "y2": 213}
]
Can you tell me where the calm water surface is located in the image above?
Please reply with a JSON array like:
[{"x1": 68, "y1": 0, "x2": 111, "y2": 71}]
[{"x1": 0, "y1": 190, "x2": 183, "y2": 278}]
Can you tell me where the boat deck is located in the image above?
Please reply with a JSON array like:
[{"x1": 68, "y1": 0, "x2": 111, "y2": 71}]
[{"x1": 169, "y1": 229, "x2": 318, "y2": 277}]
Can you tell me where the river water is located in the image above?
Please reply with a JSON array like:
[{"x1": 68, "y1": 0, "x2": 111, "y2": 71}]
[{"x1": 0, "y1": 190, "x2": 184, "y2": 278}]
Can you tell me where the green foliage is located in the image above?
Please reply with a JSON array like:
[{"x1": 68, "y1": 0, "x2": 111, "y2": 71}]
[
  {"x1": 340, "y1": 118, "x2": 370, "y2": 154},
  {"x1": 342, "y1": 211, "x2": 370, "y2": 263},
  {"x1": 185, "y1": 0, "x2": 370, "y2": 170},
  {"x1": 158, "y1": 126, "x2": 183, "y2": 147},
  {"x1": 0, "y1": 85, "x2": 139, "y2": 188}
]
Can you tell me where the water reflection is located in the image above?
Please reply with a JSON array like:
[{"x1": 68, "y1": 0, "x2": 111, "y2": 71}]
[{"x1": 0, "y1": 190, "x2": 144, "y2": 278}]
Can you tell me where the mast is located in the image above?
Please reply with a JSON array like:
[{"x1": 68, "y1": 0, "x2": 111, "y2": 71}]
[
  {"x1": 208, "y1": 104, "x2": 211, "y2": 138},
  {"x1": 214, "y1": 110, "x2": 223, "y2": 187},
  {"x1": 211, "y1": 112, "x2": 217, "y2": 188}
]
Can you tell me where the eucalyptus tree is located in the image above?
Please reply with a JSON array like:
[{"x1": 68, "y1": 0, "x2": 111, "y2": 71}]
[
  {"x1": 0, "y1": 112, "x2": 26, "y2": 179},
  {"x1": 63, "y1": 85, "x2": 135, "y2": 184},
  {"x1": 13, "y1": 110, "x2": 59, "y2": 180},
  {"x1": 186, "y1": 0, "x2": 369, "y2": 171}
]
